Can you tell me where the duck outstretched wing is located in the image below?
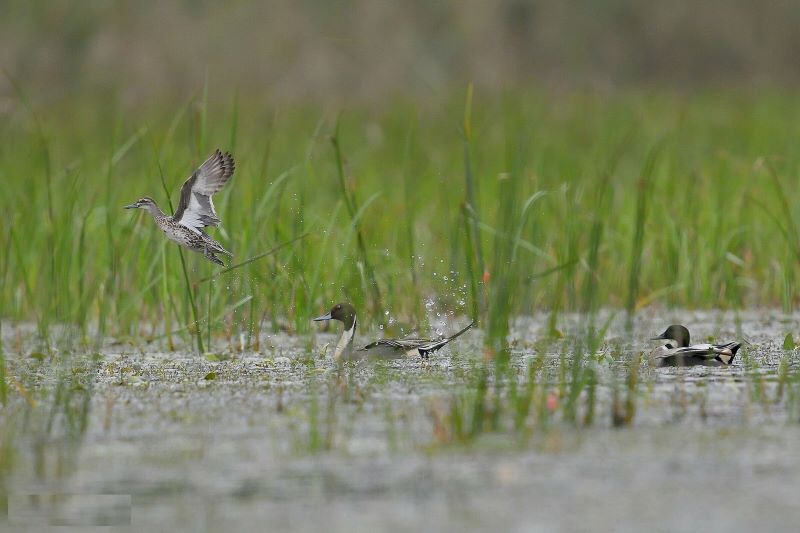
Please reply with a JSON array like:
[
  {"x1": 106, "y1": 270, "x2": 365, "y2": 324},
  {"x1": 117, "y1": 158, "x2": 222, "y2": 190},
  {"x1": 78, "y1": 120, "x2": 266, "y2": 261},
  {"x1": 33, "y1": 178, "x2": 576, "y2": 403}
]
[
  {"x1": 174, "y1": 149, "x2": 235, "y2": 233},
  {"x1": 362, "y1": 320, "x2": 475, "y2": 358},
  {"x1": 362, "y1": 338, "x2": 425, "y2": 351},
  {"x1": 360, "y1": 337, "x2": 443, "y2": 359}
]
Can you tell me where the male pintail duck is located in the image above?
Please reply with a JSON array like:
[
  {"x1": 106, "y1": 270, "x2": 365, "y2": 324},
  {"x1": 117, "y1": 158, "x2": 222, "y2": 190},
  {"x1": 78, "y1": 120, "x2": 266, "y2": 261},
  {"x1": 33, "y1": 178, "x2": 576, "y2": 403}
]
[
  {"x1": 313, "y1": 302, "x2": 475, "y2": 360},
  {"x1": 125, "y1": 149, "x2": 235, "y2": 266},
  {"x1": 650, "y1": 324, "x2": 741, "y2": 367}
]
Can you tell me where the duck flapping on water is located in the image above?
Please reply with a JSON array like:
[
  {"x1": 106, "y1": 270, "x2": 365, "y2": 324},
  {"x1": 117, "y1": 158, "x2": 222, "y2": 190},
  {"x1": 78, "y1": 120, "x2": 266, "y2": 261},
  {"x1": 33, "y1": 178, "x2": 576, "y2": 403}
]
[
  {"x1": 313, "y1": 302, "x2": 475, "y2": 360},
  {"x1": 650, "y1": 324, "x2": 741, "y2": 367},
  {"x1": 125, "y1": 149, "x2": 235, "y2": 266}
]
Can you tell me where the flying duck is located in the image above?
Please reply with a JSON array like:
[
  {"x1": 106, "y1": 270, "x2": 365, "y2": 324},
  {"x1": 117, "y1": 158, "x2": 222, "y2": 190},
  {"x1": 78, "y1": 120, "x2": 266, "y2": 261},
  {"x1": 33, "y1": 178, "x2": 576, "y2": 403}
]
[{"x1": 124, "y1": 149, "x2": 234, "y2": 266}]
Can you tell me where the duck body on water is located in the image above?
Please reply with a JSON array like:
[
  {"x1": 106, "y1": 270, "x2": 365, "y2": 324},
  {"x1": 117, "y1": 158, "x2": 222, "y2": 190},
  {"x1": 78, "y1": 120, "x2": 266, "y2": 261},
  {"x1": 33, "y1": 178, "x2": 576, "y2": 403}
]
[
  {"x1": 125, "y1": 149, "x2": 235, "y2": 266},
  {"x1": 313, "y1": 302, "x2": 475, "y2": 361},
  {"x1": 650, "y1": 324, "x2": 741, "y2": 367}
]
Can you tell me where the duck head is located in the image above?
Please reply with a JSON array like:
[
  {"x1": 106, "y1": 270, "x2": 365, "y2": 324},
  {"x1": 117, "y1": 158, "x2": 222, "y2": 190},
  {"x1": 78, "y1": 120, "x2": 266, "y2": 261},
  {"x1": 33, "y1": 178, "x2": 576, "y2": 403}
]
[
  {"x1": 124, "y1": 197, "x2": 163, "y2": 216},
  {"x1": 313, "y1": 302, "x2": 357, "y2": 331},
  {"x1": 651, "y1": 324, "x2": 690, "y2": 348},
  {"x1": 124, "y1": 196, "x2": 156, "y2": 209},
  {"x1": 314, "y1": 302, "x2": 357, "y2": 360}
]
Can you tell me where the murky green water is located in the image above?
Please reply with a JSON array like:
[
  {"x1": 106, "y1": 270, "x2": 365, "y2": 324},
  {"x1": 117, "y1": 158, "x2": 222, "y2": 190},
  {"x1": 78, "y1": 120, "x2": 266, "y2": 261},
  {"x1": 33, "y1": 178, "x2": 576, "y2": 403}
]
[{"x1": 2, "y1": 310, "x2": 800, "y2": 532}]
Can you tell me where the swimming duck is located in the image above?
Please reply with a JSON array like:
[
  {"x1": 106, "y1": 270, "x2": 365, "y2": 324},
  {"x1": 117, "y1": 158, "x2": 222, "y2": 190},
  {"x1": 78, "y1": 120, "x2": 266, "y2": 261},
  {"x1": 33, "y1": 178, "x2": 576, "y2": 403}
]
[
  {"x1": 650, "y1": 324, "x2": 740, "y2": 367},
  {"x1": 125, "y1": 149, "x2": 235, "y2": 266},
  {"x1": 313, "y1": 302, "x2": 475, "y2": 360}
]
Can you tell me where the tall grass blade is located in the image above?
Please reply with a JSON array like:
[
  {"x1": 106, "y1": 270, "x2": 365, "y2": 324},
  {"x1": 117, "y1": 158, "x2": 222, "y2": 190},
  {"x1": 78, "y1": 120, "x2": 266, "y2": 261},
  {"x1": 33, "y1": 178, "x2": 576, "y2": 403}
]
[
  {"x1": 195, "y1": 232, "x2": 310, "y2": 285},
  {"x1": 330, "y1": 119, "x2": 383, "y2": 316},
  {"x1": 149, "y1": 136, "x2": 205, "y2": 353},
  {"x1": 626, "y1": 144, "x2": 661, "y2": 328},
  {"x1": 462, "y1": 83, "x2": 485, "y2": 317}
]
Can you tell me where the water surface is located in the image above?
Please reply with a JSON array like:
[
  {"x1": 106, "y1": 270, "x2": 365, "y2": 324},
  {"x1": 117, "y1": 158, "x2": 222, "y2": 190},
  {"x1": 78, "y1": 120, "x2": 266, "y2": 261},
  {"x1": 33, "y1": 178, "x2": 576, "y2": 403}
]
[{"x1": 2, "y1": 309, "x2": 799, "y2": 532}]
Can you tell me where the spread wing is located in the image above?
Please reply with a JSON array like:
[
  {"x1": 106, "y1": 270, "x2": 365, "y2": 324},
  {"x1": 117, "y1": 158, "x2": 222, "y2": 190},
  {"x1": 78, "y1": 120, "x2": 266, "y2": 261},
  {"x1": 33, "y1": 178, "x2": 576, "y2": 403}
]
[
  {"x1": 362, "y1": 321, "x2": 475, "y2": 358},
  {"x1": 362, "y1": 338, "x2": 427, "y2": 351},
  {"x1": 360, "y1": 337, "x2": 436, "y2": 359},
  {"x1": 173, "y1": 149, "x2": 235, "y2": 234}
]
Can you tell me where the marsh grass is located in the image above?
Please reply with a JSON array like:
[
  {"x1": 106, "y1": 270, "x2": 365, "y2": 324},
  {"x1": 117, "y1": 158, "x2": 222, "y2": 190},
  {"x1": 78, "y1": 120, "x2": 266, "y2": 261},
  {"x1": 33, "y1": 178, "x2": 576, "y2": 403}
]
[
  {"x1": 3, "y1": 90, "x2": 800, "y2": 343},
  {"x1": 4, "y1": 87, "x2": 800, "y2": 480},
  {"x1": 331, "y1": 121, "x2": 383, "y2": 319},
  {"x1": 462, "y1": 84, "x2": 486, "y2": 321},
  {"x1": 152, "y1": 139, "x2": 206, "y2": 354}
]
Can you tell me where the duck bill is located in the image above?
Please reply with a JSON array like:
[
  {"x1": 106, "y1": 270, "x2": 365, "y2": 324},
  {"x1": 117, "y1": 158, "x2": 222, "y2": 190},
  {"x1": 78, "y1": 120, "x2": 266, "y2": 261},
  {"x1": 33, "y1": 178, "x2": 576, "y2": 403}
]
[
  {"x1": 650, "y1": 334, "x2": 667, "y2": 341},
  {"x1": 123, "y1": 203, "x2": 138, "y2": 209},
  {"x1": 313, "y1": 312, "x2": 332, "y2": 322}
]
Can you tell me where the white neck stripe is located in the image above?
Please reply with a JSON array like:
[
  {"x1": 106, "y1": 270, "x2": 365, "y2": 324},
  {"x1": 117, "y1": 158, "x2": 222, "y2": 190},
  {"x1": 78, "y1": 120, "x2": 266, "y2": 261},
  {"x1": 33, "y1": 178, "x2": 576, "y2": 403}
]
[{"x1": 334, "y1": 316, "x2": 357, "y2": 359}]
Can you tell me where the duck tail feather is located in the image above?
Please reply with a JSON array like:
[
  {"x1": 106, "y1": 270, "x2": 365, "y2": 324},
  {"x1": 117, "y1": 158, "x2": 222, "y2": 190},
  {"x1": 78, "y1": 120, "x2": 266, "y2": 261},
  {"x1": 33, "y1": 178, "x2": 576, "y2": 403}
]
[
  {"x1": 205, "y1": 253, "x2": 225, "y2": 266},
  {"x1": 715, "y1": 342, "x2": 741, "y2": 365},
  {"x1": 446, "y1": 319, "x2": 476, "y2": 342}
]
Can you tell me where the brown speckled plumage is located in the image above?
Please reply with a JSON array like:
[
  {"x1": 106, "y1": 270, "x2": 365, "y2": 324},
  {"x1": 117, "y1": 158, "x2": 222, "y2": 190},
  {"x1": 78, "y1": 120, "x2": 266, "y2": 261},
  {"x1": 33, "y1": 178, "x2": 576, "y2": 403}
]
[{"x1": 125, "y1": 150, "x2": 235, "y2": 266}]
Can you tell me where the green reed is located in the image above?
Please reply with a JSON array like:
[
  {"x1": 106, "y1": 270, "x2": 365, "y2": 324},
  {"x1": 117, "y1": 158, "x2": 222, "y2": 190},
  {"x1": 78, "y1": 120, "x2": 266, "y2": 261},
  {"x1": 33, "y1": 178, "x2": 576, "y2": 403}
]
[
  {"x1": 3, "y1": 89, "x2": 800, "y2": 348},
  {"x1": 330, "y1": 120, "x2": 383, "y2": 319}
]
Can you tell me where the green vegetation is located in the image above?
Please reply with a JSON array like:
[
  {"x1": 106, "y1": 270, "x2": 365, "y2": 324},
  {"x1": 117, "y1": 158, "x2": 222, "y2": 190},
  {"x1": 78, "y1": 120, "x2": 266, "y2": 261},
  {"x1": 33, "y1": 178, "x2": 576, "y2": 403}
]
[
  {"x1": 4, "y1": 90, "x2": 800, "y2": 349},
  {"x1": 4, "y1": 90, "x2": 800, "y2": 499},
  {"x1": 5, "y1": 1, "x2": 800, "y2": 525}
]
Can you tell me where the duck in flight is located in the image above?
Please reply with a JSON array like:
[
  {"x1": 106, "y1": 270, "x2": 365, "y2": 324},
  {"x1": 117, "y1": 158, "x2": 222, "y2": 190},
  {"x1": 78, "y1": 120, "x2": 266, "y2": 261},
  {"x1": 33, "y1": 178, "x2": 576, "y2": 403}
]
[
  {"x1": 650, "y1": 324, "x2": 741, "y2": 367},
  {"x1": 313, "y1": 302, "x2": 475, "y2": 360},
  {"x1": 124, "y1": 149, "x2": 234, "y2": 266}
]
